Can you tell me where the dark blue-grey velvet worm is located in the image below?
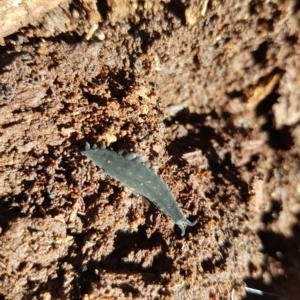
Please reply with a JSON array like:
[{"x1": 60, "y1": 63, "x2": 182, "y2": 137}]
[{"x1": 81, "y1": 143, "x2": 197, "y2": 236}]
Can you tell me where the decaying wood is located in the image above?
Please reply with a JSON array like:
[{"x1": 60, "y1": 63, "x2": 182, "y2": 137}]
[{"x1": 0, "y1": 0, "x2": 66, "y2": 39}]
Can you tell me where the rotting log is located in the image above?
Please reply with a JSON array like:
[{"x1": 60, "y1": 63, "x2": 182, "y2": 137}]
[{"x1": 0, "y1": 0, "x2": 66, "y2": 39}]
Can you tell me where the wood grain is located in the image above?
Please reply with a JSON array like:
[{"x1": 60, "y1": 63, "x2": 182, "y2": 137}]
[{"x1": 0, "y1": 0, "x2": 66, "y2": 38}]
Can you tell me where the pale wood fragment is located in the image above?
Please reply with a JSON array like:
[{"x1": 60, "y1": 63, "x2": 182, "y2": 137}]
[{"x1": 0, "y1": 0, "x2": 66, "y2": 39}]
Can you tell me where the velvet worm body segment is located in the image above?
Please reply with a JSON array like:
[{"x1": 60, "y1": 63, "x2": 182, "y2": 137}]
[{"x1": 81, "y1": 143, "x2": 197, "y2": 236}]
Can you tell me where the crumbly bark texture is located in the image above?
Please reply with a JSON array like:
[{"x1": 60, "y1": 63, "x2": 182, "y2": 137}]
[{"x1": 0, "y1": 0, "x2": 300, "y2": 299}]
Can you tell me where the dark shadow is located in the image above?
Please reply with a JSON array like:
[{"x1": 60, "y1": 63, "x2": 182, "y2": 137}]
[
  {"x1": 257, "y1": 230, "x2": 286, "y2": 260},
  {"x1": 99, "y1": 226, "x2": 173, "y2": 273},
  {"x1": 165, "y1": 0, "x2": 186, "y2": 24},
  {"x1": 243, "y1": 218, "x2": 300, "y2": 299},
  {"x1": 138, "y1": 29, "x2": 161, "y2": 54},
  {"x1": 81, "y1": 68, "x2": 136, "y2": 105},
  {"x1": 285, "y1": 34, "x2": 298, "y2": 46},
  {"x1": 256, "y1": 91, "x2": 278, "y2": 116},
  {"x1": 0, "y1": 191, "x2": 31, "y2": 228},
  {"x1": 0, "y1": 52, "x2": 23, "y2": 74},
  {"x1": 28, "y1": 256, "x2": 77, "y2": 300},
  {"x1": 249, "y1": 1, "x2": 258, "y2": 15},
  {"x1": 201, "y1": 242, "x2": 231, "y2": 273},
  {"x1": 113, "y1": 282, "x2": 141, "y2": 297},
  {"x1": 96, "y1": 0, "x2": 109, "y2": 21},
  {"x1": 252, "y1": 40, "x2": 269, "y2": 64},
  {"x1": 256, "y1": 91, "x2": 294, "y2": 150},
  {"x1": 75, "y1": 226, "x2": 173, "y2": 296},
  {"x1": 1, "y1": 120, "x2": 24, "y2": 129},
  {"x1": 261, "y1": 200, "x2": 281, "y2": 225},
  {"x1": 294, "y1": 0, "x2": 300, "y2": 12},
  {"x1": 165, "y1": 109, "x2": 250, "y2": 200}
]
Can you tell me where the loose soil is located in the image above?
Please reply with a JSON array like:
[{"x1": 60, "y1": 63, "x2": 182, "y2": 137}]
[{"x1": 0, "y1": 0, "x2": 300, "y2": 299}]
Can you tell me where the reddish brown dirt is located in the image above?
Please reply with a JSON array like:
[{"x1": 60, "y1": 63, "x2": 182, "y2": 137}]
[{"x1": 0, "y1": 0, "x2": 300, "y2": 299}]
